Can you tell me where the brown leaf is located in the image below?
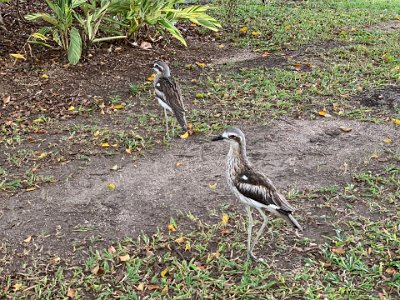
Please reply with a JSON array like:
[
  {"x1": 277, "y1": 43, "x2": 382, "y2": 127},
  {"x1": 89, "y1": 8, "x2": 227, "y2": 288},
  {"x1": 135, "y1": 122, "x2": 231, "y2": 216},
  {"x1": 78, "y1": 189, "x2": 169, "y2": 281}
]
[
  {"x1": 140, "y1": 41, "x2": 152, "y2": 50},
  {"x1": 167, "y1": 223, "x2": 176, "y2": 232},
  {"x1": 23, "y1": 235, "x2": 32, "y2": 243},
  {"x1": 51, "y1": 256, "x2": 61, "y2": 264},
  {"x1": 136, "y1": 282, "x2": 145, "y2": 291},
  {"x1": 67, "y1": 287, "x2": 75, "y2": 298},
  {"x1": 108, "y1": 245, "x2": 116, "y2": 253},
  {"x1": 3, "y1": 95, "x2": 10, "y2": 105},
  {"x1": 119, "y1": 254, "x2": 130, "y2": 262},
  {"x1": 331, "y1": 246, "x2": 345, "y2": 255},
  {"x1": 339, "y1": 127, "x2": 352, "y2": 132},
  {"x1": 147, "y1": 284, "x2": 160, "y2": 291},
  {"x1": 385, "y1": 267, "x2": 397, "y2": 275}
]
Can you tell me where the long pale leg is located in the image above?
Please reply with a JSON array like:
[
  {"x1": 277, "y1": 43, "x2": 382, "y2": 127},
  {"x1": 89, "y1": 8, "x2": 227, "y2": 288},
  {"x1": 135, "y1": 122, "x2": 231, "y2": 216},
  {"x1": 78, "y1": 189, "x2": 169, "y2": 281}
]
[
  {"x1": 251, "y1": 208, "x2": 268, "y2": 254},
  {"x1": 246, "y1": 206, "x2": 256, "y2": 260},
  {"x1": 164, "y1": 109, "x2": 169, "y2": 135}
]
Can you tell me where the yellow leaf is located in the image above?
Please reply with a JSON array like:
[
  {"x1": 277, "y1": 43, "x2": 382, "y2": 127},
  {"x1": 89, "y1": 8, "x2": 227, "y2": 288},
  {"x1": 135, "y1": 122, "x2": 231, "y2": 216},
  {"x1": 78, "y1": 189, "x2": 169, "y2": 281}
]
[
  {"x1": 218, "y1": 44, "x2": 224, "y2": 49},
  {"x1": 41, "y1": 74, "x2": 49, "y2": 79},
  {"x1": 119, "y1": 254, "x2": 130, "y2": 262},
  {"x1": 394, "y1": 66, "x2": 400, "y2": 70},
  {"x1": 167, "y1": 223, "x2": 176, "y2": 232},
  {"x1": 111, "y1": 143, "x2": 118, "y2": 148},
  {"x1": 67, "y1": 287, "x2": 75, "y2": 298},
  {"x1": 175, "y1": 236, "x2": 185, "y2": 244},
  {"x1": 339, "y1": 127, "x2": 352, "y2": 132},
  {"x1": 125, "y1": 148, "x2": 132, "y2": 154},
  {"x1": 23, "y1": 235, "x2": 32, "y2": 243},
  {"x1": 190, "y1": 23, "x2": 197, "y2": 27},
  {"x1": 285, "y1": 25, "x2": 291, "y2": 31},
  {"x1": 319, "y1": 109, "x2": 327, "y2": 116},
  {"x1": 180, "y1": 131, "x2": 190, "y2": 139},
  {"x1": 161, "y1": 285, "x2": 169, "y2": 295},
  {"x1": 147, "y1": 73, "x2": 155, "y2": 81},
  {"x1": 209, "y1": 183, "x2": 217, "y2": 189},
  {"x1": 107, "y1": 183, "x2": 116, "y2": 190},
  {"x1": 251, "y1": 31, "x2": 261, "y2": 36},
  {"x1": 113, "y1": 104, "x2": 125, "y2": 109},
  {"x1": 383, "y1": 139, "x2": 393, "y2": 144},
  {"x1": 160, "y1": 268, "x2": 169, "y2": 277},
  {"x1": 175, "y1": 161, "x2": 183, "y2": 167},
  {"x1": 37, "y1": 152, "x2": 48, "y2": 159},
  {"x1": 13, "y1": 283, "x2": 23, "y2": 291},
  {"x1": 396, "y1": 15, "x2": 400, "y2": 20},
  {"x1": 240, "y1": 26, "x2": 248, "y2": 33},
  {"x1": 31, "y1": 32, "x2": 48, "y2": 40},
  {"x1": 26, "y1": 187, "x2": 37, "y2": 192},
  {"x1": 91, "y1": 265, "x2": 100, "y2": 275},
  {"x1": 196, "y1": 62, "x2": 206, "y2": 68},
  {"x1": 221, "y1": 214, "x2": 229, "y2": 225},
  {"x1": 68, "y1": 105, "x2": 75, "y2": 111},
  {"x1": 101, "y1": 142, "x2": 110, "y2": 148},
  {"x1": 184, "y1": 241, "x2": 191, "y2": 251},
  {"x1": 392, "y1": 119, "x2": 400, "y2": 125},
  {"x1": 136, "y1": 282, "x2": 145, "y2": 291},
  {"x1": 10, "y1": 53, "x2": 25, "y2": 59}
]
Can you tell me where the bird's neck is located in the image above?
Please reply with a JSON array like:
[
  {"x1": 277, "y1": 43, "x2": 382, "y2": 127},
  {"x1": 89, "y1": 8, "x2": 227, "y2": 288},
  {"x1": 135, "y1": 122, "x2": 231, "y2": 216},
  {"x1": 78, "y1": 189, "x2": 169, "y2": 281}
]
[
  {"x1": 227, "y1": 142, "x2": 249, "y2": 175},
  {"x1": 154, "y1": 72, "x2": 170, "y2": 86}
]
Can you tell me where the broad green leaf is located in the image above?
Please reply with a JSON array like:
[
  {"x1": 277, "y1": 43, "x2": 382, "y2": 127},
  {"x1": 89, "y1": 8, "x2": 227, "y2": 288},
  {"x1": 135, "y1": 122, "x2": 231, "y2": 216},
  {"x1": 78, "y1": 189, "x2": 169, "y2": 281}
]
[
  {"x1": 159, "y1": 17, "x2": 187, "y2": 46},
  {"x1": 67, "y1": 27, "x2": 82, "y2": 65}
]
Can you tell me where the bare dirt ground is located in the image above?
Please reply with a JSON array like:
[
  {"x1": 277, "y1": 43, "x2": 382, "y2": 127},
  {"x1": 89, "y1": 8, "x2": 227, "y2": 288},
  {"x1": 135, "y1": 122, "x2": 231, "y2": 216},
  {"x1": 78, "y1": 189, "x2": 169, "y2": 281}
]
[{"x1": 1, "y1": 117, "x2": 398, "y2": 272}]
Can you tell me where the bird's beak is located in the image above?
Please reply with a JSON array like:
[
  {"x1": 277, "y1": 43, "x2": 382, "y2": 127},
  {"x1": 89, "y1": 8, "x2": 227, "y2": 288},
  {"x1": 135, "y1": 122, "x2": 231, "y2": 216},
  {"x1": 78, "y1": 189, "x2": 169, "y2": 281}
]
[{"x1": 211, "y1": 135, "x2": 224, "y2": 141}]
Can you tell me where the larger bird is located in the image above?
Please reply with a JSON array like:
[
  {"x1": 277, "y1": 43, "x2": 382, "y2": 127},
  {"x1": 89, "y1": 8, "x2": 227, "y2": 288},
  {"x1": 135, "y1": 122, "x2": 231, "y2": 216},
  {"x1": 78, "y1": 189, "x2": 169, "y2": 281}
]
[
  {"x1": 152, "y1": 61, "x2": 187, "y2": 136},
  {"x1": 212, "y1": 127, "x2": 302, "y2": 261}
]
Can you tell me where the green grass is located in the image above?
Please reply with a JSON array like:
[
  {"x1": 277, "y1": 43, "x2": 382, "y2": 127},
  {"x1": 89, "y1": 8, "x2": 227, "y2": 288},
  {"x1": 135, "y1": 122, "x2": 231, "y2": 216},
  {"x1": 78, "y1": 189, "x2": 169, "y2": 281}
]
[{"x1": 215, "y1": 0, "x2": 400, "y2": 51}]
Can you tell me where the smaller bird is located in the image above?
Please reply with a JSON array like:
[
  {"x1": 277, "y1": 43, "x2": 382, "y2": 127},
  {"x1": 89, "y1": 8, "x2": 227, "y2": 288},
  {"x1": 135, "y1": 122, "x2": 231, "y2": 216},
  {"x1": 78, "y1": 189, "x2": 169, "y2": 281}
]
[
  {"x1": 212, "y1": 127, "x2": 302, "y2": 262},
  {"x1": 151, "y1": 61, "x2": 187, "y2": 136}
]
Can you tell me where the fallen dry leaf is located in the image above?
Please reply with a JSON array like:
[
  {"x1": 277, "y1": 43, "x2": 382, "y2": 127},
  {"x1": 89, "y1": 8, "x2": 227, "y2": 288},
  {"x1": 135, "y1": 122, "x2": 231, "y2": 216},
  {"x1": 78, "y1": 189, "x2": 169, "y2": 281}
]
[
  {"x1": 110, "y1": 165, "x2": 119, "y2": 171},
  {"x1": 196, "y1": 62, "x2": 206, "y2": 68},
  {"x1": 251, "y1": 31, "x2": 261, "y2": 36},
  {"x1": 119, "y1": 254, "x2": 130, "y2": 262},
  {"x1": 209, "y1": 183, "x2": 217, "y2": 189},
  {"x1": 392, "y1": 119, "x2": 400, "y2": 125},
  {"x1": 108, "y1": 245, "x2": 116, "y2": 253},
  {"x1": 3, "y1": 95, "x2": 10, "y2": 105},
  {"x1": 383, "y1": 139, "x2": 393, "y2": 144},
  {"x1": 339, "y1": 126, "x2": 352, "y2": 132},
  {"x1": 160, "y1": 268, "x2": 169, "y2": 278},
  {"x1": 331, "y1": 246, "x2": 345, "y2": 255},
  {"x1": 113, "y1": 104, "x2": 125, "y2": 109},
  {"x1": 147, "y1": 284, "x2": 160, "y2": 291},
  {"x1": 221, "y1": 214, "x2": 229, "y2": 225},
  {"x1": 23, "y1": 235, "x2": 32, "y2": 243},
  {"x1": 67, "y1": 287, "x2": 75, "y2": 298},
  {"x1": 240, "y1": 26, "x2": 248, "y2": 33},
  {"x1": 136, "y1": 282, "x2": 145, "y2": 291},
  {"x1": 319, "y1": 109, "x2": 331, "y2": 117},
  {"x1": 175, "y1": 236, "x2": 185, "y2": 244},
  {"x1": 161, "y1": 285, "x2": 169, "y2": 295},
  {"x1": 219, "y1": 228, "x2": 231, "y2": 235},
  {"x1": 147, "y1": 73, "x2": 155, "y2": 81},
  {"x1": 218, "y1": 44, "x2": 224, "y2": 49},
  {"x1": 385, "y1": 267, "x2": 397, "y2": 275},
  {"x1": 10, "y1": 53, "x2": 25, "y2": 59},
  {"x1": 51, "y1": 256, "x2": 61, "y2": 264},
  {"x1": 26, "y1": 187, "x2": 37, "y2": 192},
  {"x1": 175, "y1": 161, "x2": 183, "y2": 167},
  {"x1": 180, "y1": 131, "x2": 190, "y2": 139},
  {"x1": 140, "y1": 41, "x2": 152, "y2": 50},
  {"x1": 262, "y1": 51, "x2": 270, "y2": 57},
  {"x1": 41, "y1": 74, "x2": 49, "y2": 79},
  {"x1": 167, "y1": 223, "x2": 176, "y2": 232},
  {"x1": 13, "y1": 283, "x2": 23, "y2": 291},
  {"x1": 107, "y1": 183, "x2": 116, "y2": 190},
  {"x1": 184, "y1": 241, "x2": 191, "y2": 251},
  {"x1": 101, "y1": 142, "x2": 110, "y2": 148}
]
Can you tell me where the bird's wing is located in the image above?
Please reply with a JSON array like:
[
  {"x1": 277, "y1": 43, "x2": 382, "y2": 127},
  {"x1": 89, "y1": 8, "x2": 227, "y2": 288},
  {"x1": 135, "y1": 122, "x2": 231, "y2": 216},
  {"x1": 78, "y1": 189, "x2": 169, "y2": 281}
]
[
  {"x1": 156, "y1": 77, "x2": 187, "y2": 129},
  {"x1": 156, "y1": 77, "x2": 185, "y2": 114},
  {"x1": 235, "y1": 168, "x2": 294, "y2": 213}
]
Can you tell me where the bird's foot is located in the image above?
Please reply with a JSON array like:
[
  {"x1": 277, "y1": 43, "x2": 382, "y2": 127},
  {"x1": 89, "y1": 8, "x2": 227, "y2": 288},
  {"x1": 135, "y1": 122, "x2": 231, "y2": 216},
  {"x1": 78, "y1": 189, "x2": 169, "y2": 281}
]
[{"x1": 247, "y1": 252, "x2": 268, "y2": 265}]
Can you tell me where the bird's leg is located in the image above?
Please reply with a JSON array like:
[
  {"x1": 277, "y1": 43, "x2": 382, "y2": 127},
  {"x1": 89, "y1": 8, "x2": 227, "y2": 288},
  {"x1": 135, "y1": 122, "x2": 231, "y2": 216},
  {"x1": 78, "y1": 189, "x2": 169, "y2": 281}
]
[
  {"x1": 164, "y1": 108, "x2": 169, "y2": 136},
  {"x1": 246, "y1": 206, "x2": 256, "y2": 261},
  {"x1": 250, "y1": 208, "x2": 268, "y2": 264}
]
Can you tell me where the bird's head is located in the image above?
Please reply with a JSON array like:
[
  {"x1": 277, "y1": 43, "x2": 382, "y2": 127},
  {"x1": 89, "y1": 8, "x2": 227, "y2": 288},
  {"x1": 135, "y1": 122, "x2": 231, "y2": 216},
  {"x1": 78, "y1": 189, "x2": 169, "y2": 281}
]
[
  {"x1": 152, "y1": 61, "x2": 170, "y2": 77},
  {"x1": 211, "y1": 127, "x2": 245, "y2": 145}
]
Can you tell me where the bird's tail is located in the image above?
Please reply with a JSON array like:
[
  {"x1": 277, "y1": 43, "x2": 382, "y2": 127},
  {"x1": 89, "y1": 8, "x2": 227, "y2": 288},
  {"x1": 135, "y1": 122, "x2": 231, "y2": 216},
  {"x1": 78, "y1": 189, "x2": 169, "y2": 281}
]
[
  {"x1": 277, "y1": 209, "x2": 303, "y2": 231},
  {"x1": 174, "y1": 111, "x2": 187, "y2": 131}
]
